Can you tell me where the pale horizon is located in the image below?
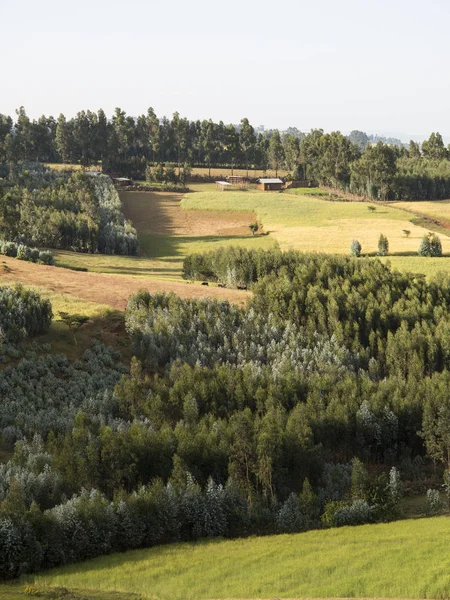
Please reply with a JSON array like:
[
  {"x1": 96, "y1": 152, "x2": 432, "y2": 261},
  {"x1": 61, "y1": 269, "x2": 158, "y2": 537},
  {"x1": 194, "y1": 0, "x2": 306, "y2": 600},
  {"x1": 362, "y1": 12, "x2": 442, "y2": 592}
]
[{"x1": 2, "y1": 0, "x2": 450, "y2": 141}]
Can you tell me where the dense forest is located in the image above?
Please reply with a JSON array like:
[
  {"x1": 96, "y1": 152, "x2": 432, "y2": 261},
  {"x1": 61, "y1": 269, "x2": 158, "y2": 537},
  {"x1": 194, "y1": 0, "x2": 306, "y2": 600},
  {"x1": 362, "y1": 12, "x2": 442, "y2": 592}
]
[
  {"x1": 0, "y1": 163, "x2": 138, "y2": 254},
  {"x1": 2, "y1": 252, "x2": 450, "y2": 578},
  {"x1": 1, "y1": 107, "x2": 450, "y2": 199}
]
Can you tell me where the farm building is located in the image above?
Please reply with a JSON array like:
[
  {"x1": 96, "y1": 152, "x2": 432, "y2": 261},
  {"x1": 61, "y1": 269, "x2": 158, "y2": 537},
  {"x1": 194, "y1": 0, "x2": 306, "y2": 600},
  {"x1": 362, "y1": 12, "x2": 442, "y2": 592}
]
[
  {"x1": 216, "y1": 181, "x2": 232, "y2": 191},
  {"x1": 227, "y1": 175, "x2": 249, "y2": 188},
  {"x1": 256, "y1": 178, "x2": 284, "y2": 191}
]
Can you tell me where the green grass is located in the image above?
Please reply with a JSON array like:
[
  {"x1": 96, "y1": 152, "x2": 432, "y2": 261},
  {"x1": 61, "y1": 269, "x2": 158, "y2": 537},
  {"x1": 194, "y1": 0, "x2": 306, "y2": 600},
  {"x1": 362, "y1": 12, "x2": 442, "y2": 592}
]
[
  {"x1": 52, "y1": 234, "x2": 274, "y2": 280},
  {"x1": 394, "y1": 199, "x2": 450, "y2": 224},
  {"x1": 35, "y1": 291, "x2": 128, "y2": 361},
  {"x1": 181, "y1": 189, "x2": 450, "y2": 258},
  {"x1": 380, "y1": 255, "x2": 450, "y2": 279},
  {"x1": 29, "y1": 516, "x2": 450, "y2": 599}
]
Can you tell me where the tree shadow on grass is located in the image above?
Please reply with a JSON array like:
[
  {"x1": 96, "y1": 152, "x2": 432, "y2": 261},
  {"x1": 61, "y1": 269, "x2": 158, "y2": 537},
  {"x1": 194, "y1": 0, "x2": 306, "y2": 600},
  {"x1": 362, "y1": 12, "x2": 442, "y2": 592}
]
[{"x1": 141, "y1": 234, "x2": 267, "y2": 260}]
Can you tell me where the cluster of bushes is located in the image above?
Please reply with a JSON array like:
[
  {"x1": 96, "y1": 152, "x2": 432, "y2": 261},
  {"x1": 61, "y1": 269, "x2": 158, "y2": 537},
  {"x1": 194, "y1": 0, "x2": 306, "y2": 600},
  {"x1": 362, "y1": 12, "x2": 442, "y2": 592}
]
[
  {"x1": 418, "y1": 232, "x2": 443, "y2": 257},
  {"x1": 146, "y1": 162, "x2": 191, "y2": 186},
  {"x1": 0, "y1": 285, "x2": 52, "y2": 345},
  {"x1": 0, "y1": 166, "x2": 139, "y2": 255},
  {"x1": 183, "y1": 247, "x2": 309, "y2": 287},
  {"x1": 0, "y1": 239, "x2": 54, "y2": 265}
]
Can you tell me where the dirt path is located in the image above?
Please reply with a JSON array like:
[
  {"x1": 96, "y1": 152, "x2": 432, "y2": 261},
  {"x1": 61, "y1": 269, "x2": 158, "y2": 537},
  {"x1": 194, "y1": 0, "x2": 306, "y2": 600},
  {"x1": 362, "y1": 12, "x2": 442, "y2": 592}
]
[
  {"x1": 0, "y1": 259, "x2": 250, "y2": 309},
  {"x1": 120, "y1": 190, "x2": 257, "y2": 237}
]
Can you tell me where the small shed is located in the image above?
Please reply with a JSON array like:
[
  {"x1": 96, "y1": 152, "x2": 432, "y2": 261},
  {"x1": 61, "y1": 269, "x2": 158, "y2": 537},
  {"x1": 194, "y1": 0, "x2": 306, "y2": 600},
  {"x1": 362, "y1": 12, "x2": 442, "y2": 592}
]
[
  {"x1": 216, "y1": 181, "x2": 232, "y2": 191},
  {"x1": 256, "y1": 178, "x2": 284, "y2": 191}
]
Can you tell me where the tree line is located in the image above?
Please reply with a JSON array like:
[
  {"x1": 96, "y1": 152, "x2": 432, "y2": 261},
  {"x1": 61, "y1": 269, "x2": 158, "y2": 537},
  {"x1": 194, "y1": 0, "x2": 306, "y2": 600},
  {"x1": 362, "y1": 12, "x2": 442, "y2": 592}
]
[{"x1": 3, "y1": 107, "x2": 450, "y2": 198}]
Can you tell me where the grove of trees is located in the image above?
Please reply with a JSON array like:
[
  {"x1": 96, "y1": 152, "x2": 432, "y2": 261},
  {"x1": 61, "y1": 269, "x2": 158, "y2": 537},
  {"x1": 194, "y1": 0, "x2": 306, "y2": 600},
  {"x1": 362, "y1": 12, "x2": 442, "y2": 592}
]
[{"x1": 0, "y1": 163, "x2": 138, "y2": 255}]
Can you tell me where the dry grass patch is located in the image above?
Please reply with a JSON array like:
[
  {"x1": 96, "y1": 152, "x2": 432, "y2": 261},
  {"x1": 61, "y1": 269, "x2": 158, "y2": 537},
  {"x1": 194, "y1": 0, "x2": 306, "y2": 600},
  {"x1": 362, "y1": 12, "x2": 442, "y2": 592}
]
[
  {"x1": 0, "y1": 258, "x2": 250, "y2": 310},
  {"x1": 273, "y1": 218, "x2": 450, "y2": 255}
]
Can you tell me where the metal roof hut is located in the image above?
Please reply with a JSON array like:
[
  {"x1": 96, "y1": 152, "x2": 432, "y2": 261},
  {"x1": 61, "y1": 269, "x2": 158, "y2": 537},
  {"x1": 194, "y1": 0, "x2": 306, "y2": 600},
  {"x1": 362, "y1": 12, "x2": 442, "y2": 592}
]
[{"x1": 256, "y1": 178, "x2": 284, "y2": 191}]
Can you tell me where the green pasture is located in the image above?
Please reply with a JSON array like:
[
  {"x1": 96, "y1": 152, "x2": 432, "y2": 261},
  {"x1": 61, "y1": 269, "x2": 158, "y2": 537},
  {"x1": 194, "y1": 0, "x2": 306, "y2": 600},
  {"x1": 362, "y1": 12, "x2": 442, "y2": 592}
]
[
  {"x1": 1, "y1": 585, "x2": 141, "y2": 600},
  {"x1": 29, "y1": 516, "x2": 450, "y2": 600},
  {"x1": 181, "y1": 189, "x2": 450, "y2": 257}
]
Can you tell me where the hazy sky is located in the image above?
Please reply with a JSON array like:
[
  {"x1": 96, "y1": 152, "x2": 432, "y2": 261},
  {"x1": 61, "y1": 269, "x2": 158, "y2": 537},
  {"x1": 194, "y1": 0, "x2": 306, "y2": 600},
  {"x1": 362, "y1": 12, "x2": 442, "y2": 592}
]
[{"x1": 1, "y1": 0, "x2": 449, "y2": 139}]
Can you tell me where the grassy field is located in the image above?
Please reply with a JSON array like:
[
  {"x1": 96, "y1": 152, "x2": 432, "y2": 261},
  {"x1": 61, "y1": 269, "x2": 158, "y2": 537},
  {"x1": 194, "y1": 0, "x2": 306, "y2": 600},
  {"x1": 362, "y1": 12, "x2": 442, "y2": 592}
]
[
  {"x1": 52, "y1": 190, "x2": 275, "y2": 279},
  {"x1": 181, "y1": 189, "x2": 450, "y2": 257},
  {"x1": 24, "y1": 515, "x2": 450, "y2": 600},
  {"x1": 393, "y1": 199, "x2": 450, "y2": 224},
  {"x1": 36, "y1": 187, "x2": 450, "y2": 282},
  {"x1": 10, "y1": 184, "x2": 450, "y2": 291}
]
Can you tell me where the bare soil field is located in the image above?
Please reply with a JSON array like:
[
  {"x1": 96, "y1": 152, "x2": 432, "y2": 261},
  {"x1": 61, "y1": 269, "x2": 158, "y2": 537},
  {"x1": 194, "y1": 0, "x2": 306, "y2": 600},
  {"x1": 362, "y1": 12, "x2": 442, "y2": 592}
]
[
  {"x1": 120, "y1": 191, "x2": 258, "y2": 237},
  {"x1": 0, "y1": 259, "x2": 250, "y2": 309}
]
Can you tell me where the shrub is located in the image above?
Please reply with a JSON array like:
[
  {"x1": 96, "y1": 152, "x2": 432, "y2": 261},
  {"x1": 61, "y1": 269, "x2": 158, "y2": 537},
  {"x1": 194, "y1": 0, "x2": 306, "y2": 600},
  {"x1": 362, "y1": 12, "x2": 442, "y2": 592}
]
[
  {"x1": 322, "y1": 499, "x2": 372, "y2": 527},
  {"x1": 426, "y1": 489, "x2": 442, "y2": 514},
  {"x1": 418, "y1": 232, "x2": 442, "y2": 257},
  {"x1": 350, "y1": 239, "x2": 361, "y2": 257},
  {"x1": 377, "y1": 234, "x2": 389, "y2": 256},
  {"x1": 0, "y1": 285, "x2": 52, "y2": 344},
  {"x1": 16, "y1": 244, "x2": 32, "y2": 261},
  {"x1": 276, "y1": 493, "x2": 305, "y2": 533},
  {"x1": 29, "y1": 248, "x2": 40, "y2": 261},
  {"x1": 38, "y1": 250, "x2": 55, "y2": 265},
  {"x1": 1, "y1": 241, "x2": 18, "y2": 257}
]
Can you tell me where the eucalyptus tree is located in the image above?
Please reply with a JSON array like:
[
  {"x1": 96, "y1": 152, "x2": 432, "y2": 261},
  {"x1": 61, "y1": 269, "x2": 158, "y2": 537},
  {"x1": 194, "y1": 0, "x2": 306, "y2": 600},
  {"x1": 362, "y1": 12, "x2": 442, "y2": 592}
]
[
  {"x1": 146, "y1": 107, "x2": 161, "y2": 163},
  {"x1": 422, "y1": 132, "x2": 448, "y2": 160},
  {"x1": 225, "y1": 124, "x2": 241, "y2": 174},
  {"x1": 239, "y1": 118, "x2": 256, "y2": 176},
  {"x1": 268, "y1": 130, "x2": 284, "y2": 177}
]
